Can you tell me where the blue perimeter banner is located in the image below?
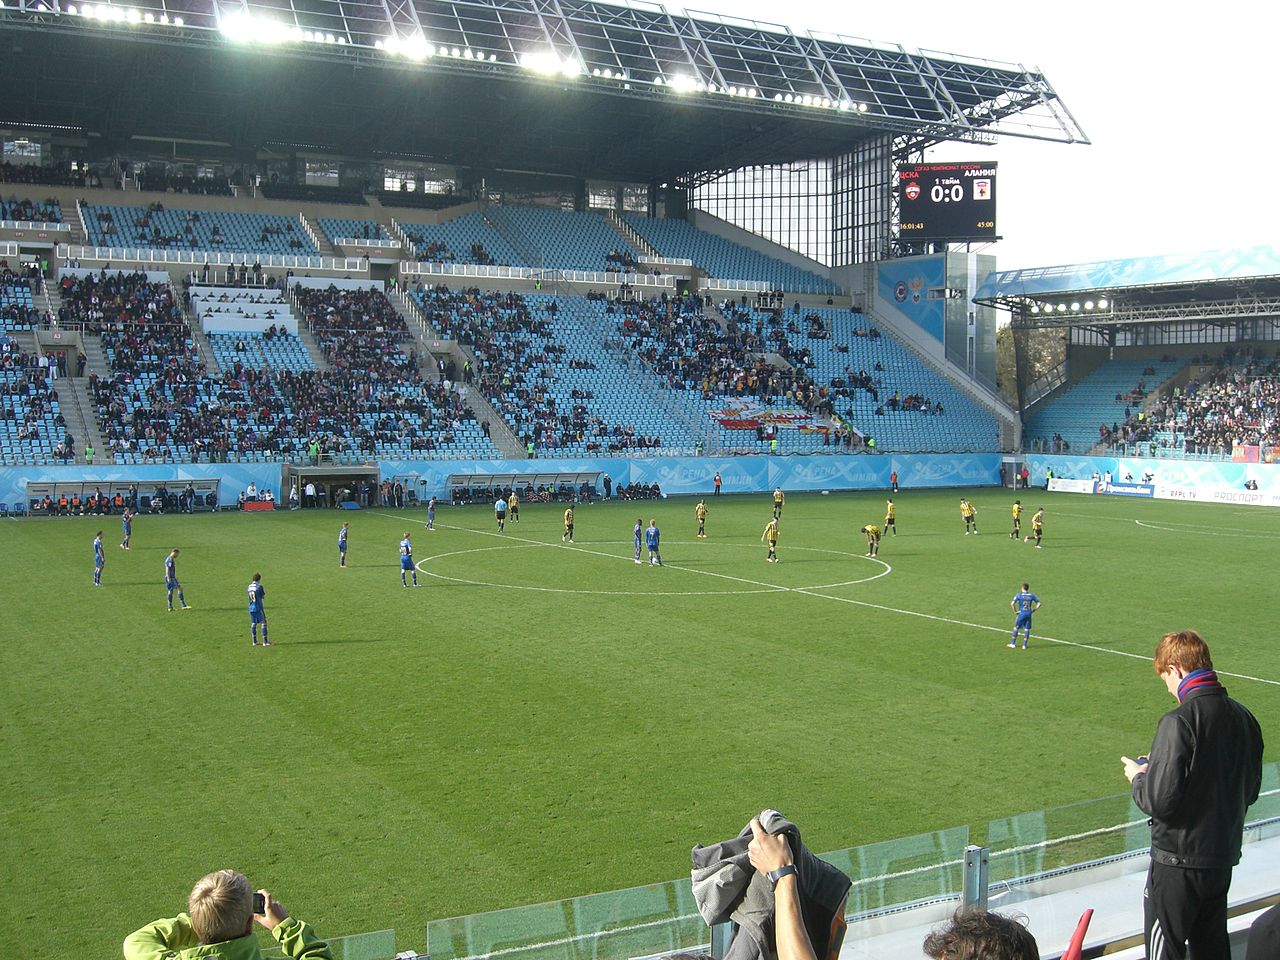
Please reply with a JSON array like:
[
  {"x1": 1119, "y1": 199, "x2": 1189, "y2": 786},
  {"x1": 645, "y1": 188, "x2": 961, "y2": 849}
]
[
  {"x1": 0, "y1": 453, "x2": 1001, "y2": 508},
  {"x1": 1026, "y1": 454, "x2": 1280, "y2": 494}
]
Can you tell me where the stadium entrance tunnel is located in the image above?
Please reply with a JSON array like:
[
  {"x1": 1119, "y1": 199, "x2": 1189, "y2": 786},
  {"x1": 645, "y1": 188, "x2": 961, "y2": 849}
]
[{"x1": 284, "y1": 464, "x2": 382, "y2": 509}]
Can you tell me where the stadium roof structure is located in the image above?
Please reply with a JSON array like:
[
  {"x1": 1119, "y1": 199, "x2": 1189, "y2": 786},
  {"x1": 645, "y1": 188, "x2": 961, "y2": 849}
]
[
  {"x1": 975, "y1": 246, "x2": 1280, "y2": 330},
  {"x1": 0, "y1": 0, "x2": 1087, "y2": 185}
]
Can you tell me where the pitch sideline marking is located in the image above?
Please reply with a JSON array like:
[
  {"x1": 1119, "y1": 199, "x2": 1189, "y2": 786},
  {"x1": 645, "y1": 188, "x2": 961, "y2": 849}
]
[{"x1": 375, "y1": 513, "x2": 1280, "y2": 688}]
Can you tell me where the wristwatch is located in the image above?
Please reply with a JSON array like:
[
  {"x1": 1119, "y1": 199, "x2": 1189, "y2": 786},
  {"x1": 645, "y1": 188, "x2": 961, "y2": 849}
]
[{"x1": 767, "y1": 864, "x2": 798, "y2": 887}]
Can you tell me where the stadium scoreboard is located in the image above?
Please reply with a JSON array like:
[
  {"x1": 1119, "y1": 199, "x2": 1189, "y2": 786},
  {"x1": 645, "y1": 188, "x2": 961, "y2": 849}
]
[{"x1": 898, "y1": 162, "x2": 998, "y2": 242}]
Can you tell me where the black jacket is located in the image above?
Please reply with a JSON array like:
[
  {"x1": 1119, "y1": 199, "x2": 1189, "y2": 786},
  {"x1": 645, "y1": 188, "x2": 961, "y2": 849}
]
[{"x1": 1132, "y1": 684, "x2": 1263, "y2": 869}]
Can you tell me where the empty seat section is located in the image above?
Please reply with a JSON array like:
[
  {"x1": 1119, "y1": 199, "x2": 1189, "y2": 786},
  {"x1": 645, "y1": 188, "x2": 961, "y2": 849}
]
[
  {"x1": 624, "y1": 215, "x2": 838, "y2": 294},
  {"x1": 318, "y1": 218, "x2": 395, "y2": 244},
  {"x1": 502, "y1": 207, "x2": 642, "y2": 272},
  {"x1": 83, "y1": 204, "x2": 319, "y2": 255},
  {"x1": 401, "y1": 212, "x2": 522, "y2": 266}
]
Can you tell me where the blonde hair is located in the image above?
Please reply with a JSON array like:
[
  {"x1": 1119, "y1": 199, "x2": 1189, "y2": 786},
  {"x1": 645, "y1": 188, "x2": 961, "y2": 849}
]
[{"x1": 188, "y1": 870, "x2": 253, "y2": 944}]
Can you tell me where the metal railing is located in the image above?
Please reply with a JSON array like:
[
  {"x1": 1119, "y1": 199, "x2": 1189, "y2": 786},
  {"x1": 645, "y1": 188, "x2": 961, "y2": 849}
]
[
  {"x1": 0, "y1": 219, "x2": 71, "y2": 232},
  {"x1": 399, "y1": 261, "x2": 676, "y2": 288},
  {"x1": 55, "y1": 244, "x2": 369, "y2": 272}
]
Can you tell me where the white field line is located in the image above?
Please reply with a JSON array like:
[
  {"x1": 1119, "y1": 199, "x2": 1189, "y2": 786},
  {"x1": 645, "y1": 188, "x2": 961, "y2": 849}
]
[{"x1": 374, "y1": 514, "x2": 1280, "y2": 688}]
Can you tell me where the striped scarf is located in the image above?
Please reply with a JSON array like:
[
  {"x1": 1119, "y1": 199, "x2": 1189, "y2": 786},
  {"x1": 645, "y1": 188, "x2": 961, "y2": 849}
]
[{"x1": 1177, "y1": 668, "x2": 1221, "y2": 701}]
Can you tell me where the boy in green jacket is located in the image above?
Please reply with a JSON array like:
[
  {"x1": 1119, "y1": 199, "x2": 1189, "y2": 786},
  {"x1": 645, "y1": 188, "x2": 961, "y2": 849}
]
[{"x1": 124, "y1": 870, "x2": 332, "y2": 960}]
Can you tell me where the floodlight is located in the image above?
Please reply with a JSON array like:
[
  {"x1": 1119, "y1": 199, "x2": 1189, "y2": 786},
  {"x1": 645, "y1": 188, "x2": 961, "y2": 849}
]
[
  {"x1": 159, "y1": 13, "x2": 168, "y2": 23},
  {"x1": 1029, "y1": 304, "x2": 1039, "y2": 314},
  {"x1": 669, "y1": 74, "x2": 700, "y2": 94},
  {"x1": 66, "y1": 3, "x2": 77, "y2": 12},
  {"x1": 521, "y1": 50, "x2": 561, "y2": 75},
  {"x1": 126, "y1": 7, "x2": 139, "y2": 22},
  {"x1": 821, "y1": 97, "x2": 831, "y2": 108},
  {"x1": 172, "y1": 15, "x2": 182, "y2": 25},
  {"x1": 488, "y1": 54, "x2": 496, "y2": 62},
  {"x1": 1070, "y1": 302, "x2": 1080, "y2": 311},
  {"x1": 746, "y1": 88, "x2": 757, "y2": 98},
  {"x1": 857, "y1": 102, "x2": 869, "y2": 112},
  {"x1": 1056, "y1": 304, "x2": 1067, "y2": 313},
  {"x1": 1084, "y1": 300, "x2": 1094, "y2": 310},
  {"x1": 1097, "y1": 298, "x2": 1109, "y2": 309}
]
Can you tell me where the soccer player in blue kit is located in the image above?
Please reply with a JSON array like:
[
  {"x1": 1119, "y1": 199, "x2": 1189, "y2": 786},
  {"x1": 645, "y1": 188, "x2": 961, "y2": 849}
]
[
  {"x1": 425, "y1": 496, "x2": 437, "y2": 531},
  {"x1": 1008, "y1": 582, "x2": 1041, "y2": 650},
  {"x1": 338, "y1": 522, "x2": 349, "y2": 568},
  {"x1": 645, "y1": 519, "x2": 663, "y2": 566},
  {"x1": 247, "y1": 572, "x2": 270, "y2": 646},
  {"x1": 633, "y1": 517, "x2": 644, "y2": 565},
  {"x1": 164, "y1": 548, "x2": 190, "y2": 611},
  {"x1": 400, "y1": 531, "x2": 420, "y2": 587},
  {"x1": 119, "y1": 507, "x2": 133, "y2": 550},
  {"x1": 93, "y1": 531, "x2": 105, "y2": 586}
]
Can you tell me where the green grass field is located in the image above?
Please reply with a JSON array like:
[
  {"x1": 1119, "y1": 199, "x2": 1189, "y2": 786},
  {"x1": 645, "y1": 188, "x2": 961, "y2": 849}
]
[{"x1": 3, "y1": 487, "x2": 1278, "y2": 959}]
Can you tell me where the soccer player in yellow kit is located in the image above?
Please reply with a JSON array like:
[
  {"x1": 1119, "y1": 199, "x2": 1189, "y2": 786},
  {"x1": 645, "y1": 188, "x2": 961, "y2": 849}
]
[
  {"x1": 1010, "y1": 500, "x2": 1022, "y2": 540},
  {"x1": 695, "y1": 499, "x2": 708, "y2": 538},
  {"x1": 509, "y1": 490, "x2": 520, "y2": 524},
  {"x1": 1026, "y1": 507, "x2": 1044, "y2": 548},
  {"x1": 762, "y1": 517, "x2": 780, "y2": 562},
  {"x1": 562, "y1": 506, "x2": 575, "y2": 543},
  {"x1": 772, "y1": 487, "x2": 785, "y2": 519},
  {"x1": 861, "y1": 524, "x2": 882, "y2": 557},
  {"x1": 884, "y1": 499, "x2": 897, "y2": 535},
  {"x1": 961, "y1": 498, "x2": 978, "y2": 534}
]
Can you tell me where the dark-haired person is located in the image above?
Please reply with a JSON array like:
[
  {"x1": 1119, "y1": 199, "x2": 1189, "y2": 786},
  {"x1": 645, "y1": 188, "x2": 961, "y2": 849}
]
[
  {"x1": 1122, "y1": 630, "x2": 1263, "y2": 960},
  {"x1": 922, "y1": 909, "x2": 1038, "y2": 960}
]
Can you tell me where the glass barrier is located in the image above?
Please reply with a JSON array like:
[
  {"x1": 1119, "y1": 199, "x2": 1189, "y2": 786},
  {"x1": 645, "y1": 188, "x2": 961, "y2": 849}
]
[
  {"x1": 986, "y1": 791, "x2": 1149, "y2": 892},
  {"x1": 427, "y1": 877, "x2": 707, "y2": 960},
  {"x1": 295, "y1": 763, "x2": 1280, "y2": 960},
  {"x1": 265, "y1": 929, "x2": 395, "y2": 960},
  {"x1": 821, "y1": 825, "x2": 970, "y2": 918}
]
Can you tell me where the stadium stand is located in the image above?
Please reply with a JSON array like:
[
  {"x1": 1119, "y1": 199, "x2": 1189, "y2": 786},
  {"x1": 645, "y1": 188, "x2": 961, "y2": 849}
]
[
  {"x1": 1025, "y1": 358, "x2": 1183, "y2": 454},
  {"x1": 401, "y1": 211, "x2": 520, "y2": 266},
  {"x1": 410, "y1": 285, "x2": 690, "y2": 455},
  {"x1": 0, "y1": 342, "x2": 70, "y2": 465},
  {"x1": 1105, "y1": 349, "x2": 1280, "y2": 458},
  {"x1": 207, "y1": 331, "x2": 315, "y2": 374},
  {"x1": 1, "y1": 196, "x2": 62, "y2": 222},
  {"x1": 624, "y1": 214, "x2": 838, "y2": 294},
  {"x1": 1, "y1": 270, "x2": 40, "y2": 331},
  {"x1": 501, "y1": 207, "x2": 643, "y2": 272},
  {"x1": 82, "y1": 203, "x2": 318, "y2": 255},
  {"x1": 318, "y1": 218, "x2": 396, "y2": 244}
]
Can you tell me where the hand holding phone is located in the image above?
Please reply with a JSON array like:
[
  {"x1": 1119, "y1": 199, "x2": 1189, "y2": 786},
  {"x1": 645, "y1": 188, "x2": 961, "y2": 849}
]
[{"x1": 253, "y1": 893, "x2": 266, "y2": 915}]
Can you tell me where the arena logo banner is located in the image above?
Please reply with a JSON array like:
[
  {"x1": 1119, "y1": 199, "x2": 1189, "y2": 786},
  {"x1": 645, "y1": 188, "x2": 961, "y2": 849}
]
[{"x1": 1097, "y1": 480, "x2": 1155, "y2": 498}]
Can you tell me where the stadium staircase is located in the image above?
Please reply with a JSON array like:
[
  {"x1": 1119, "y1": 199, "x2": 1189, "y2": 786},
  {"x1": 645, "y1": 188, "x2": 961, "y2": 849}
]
[
  {"x1": 483, "y1": 205, "x2": 543, "y2": 269},
  {"x1": 60, "y1": 378, "x2": 106, "y2": 465},
  {"x1": 179, "y1": 293, "x2": 221, "y2": 374},
  {"x1": 292, "y1": 320, "x2": 331, "y2": 371},
  {"x1": 395, "y1": 288, "x2": 526, "y2": 458},
  {"x1": 78, "y1": 335, "x2": 110, "y2": 379},
  {"x1": 72, "y1": 199, "x2": 89, "y2": 245},
  {"x1": 299, "y1": 214, "x2": 336, "y2": 256},
  {"x1": 604, "y1": 210, "x2": 659, "y2": 259}
]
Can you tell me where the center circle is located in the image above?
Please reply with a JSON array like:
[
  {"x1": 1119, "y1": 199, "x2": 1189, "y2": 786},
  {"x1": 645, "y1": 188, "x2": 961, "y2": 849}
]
[{"x1": 417, "y1": 539, "x2": 892, "y2": 596}]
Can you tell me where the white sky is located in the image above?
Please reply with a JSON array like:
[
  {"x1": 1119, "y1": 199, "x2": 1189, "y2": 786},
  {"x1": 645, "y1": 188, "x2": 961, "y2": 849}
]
[{"x1": 679, "y1": 0, "x2": 1279, "y2": 272}]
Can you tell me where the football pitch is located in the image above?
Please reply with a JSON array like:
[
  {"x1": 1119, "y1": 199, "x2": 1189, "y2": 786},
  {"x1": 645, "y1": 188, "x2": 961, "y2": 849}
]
[{"x1": 3, "y1": 487, "x2": 1279, "y2": 959}]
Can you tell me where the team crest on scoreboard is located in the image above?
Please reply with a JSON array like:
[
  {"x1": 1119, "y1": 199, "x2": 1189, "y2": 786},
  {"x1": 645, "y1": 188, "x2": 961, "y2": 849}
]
[{"x1": 904, "y1": 182, "x2": 921, "y2": 201}]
